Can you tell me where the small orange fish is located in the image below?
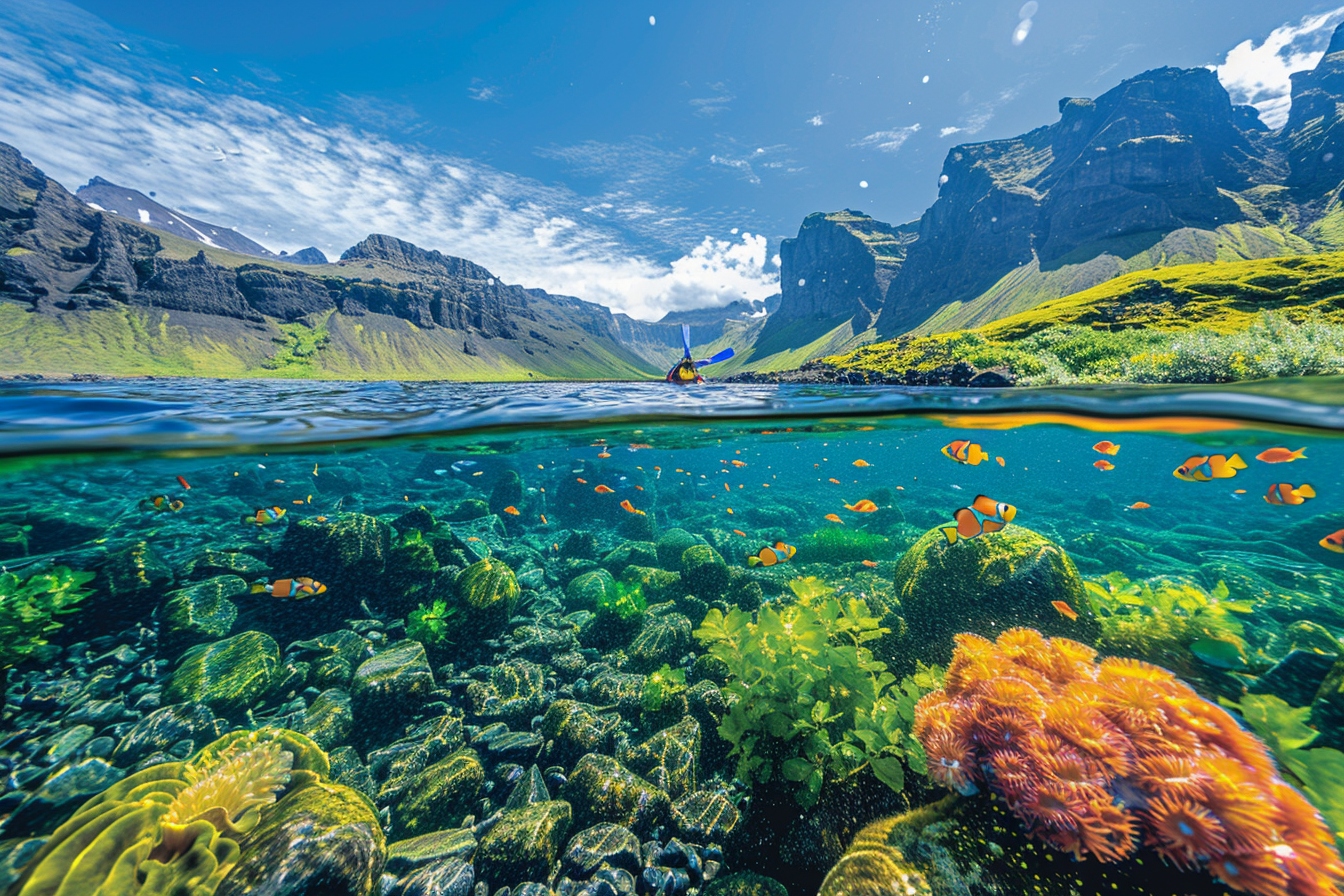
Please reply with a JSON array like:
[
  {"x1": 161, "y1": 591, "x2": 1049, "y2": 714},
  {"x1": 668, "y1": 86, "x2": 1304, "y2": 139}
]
[
  {"x1": 828, "y1": 478, "x2": 841, "y2": 484},
  {"x1": 733, "y1": 529, "x2": 747, "y2": 537},
  {"x1": 467, "y1": 536, "x2": 481, "y2": 542},
  {"x1": 1052, "y1": 600, "x2": 1079, "y2": 621},
  {"x1": 1234, "y1": 489, "x2": 1246, "y2": 494},
  {"x1": 724, "y1": 483, "x2": 730, "y2": 492},
  {"x1": 941, "y1": 495, "x2": 1016, "y2": 544},
  {"x1": 748, "y1": 541, "x2": 797, "y2": 567},
  {"x1": 292, "y1": 499, "x2": 305, "y2": 505},
  {"x1": 726, "y1": 507, "x2": 734, "y2": 514},
  {"x1": 576, "y1": 478, "x2": 588, "y2": 484},
  {"x1": 852, "y1": 459, "x2": 870, "y2": 468},
  {"x1": 825, "y1": 513, "x2": 843, "y2": 523},
  {"x1": 313, "y1": 464, "x2": 319, "y2": 476},
  {"x1": 1256, "y1": 447, "x2": 1306, "y2": 464},
  {"x1": 145, "y1": 494, "x2": 185, "y2": 513},
  {"x1": 503, "y1": 505, "x2": 521, "y2": 516},
  {"x1": 629, "y1": 443, "x2": 653, "y2": 450},
  {"x1": 1093, "y1": 460, "x2": 1115, "y2": 471},
  {"x1": 176, "y1": 475, "x2": 191, "y2": 490},
  {"x1": 246, "y1": 506, "x2": 286, "y2": 525},
  {"x1": 942, "y1": 440, "x2": 989, "y2": 465},
  {"x1": 1320, "y1": 529, "x2": 1344, "y2": 553},
  {"x1": 315, "y1": 515, "x2": 328, "y2": 522},
  {"x1": 1125, "y1": 501, "x2": 1150, "y2": 510},
  {"x1": 619, "y1": 498, "x2": 646, "y2": 515},
  {"x1": 1092, "y1": 441, "x2": 1120, "y2": 455},
  {"x1": 598, "y1": 451, "x2": 612, "y2": 458},
  {"x1": 252, "y1": 577, "x2": 327, "y2": 600},
  {"x1": 844, "y1": 500, "x2": 878, "y2": 513},
  {"x1": 540, "y1": 514, "x2": 548, "y2": 525},
  {"x1": 731, "y1": 460, "x2": 747, "y2": 467},
  {"x1": 861, "y1": 560, "x2": 879, "y2": 568},
  {"x1": 595, "y1": 484, "x2": 615, "y2": 494},
  {"x1": 634, "y1": 485, "x2": 644, "y2": 491},
  {"x1": 1264, "y1": 483, "x2": 1316, "y2": 506},
  {"x1": 995, "y1": 456, "x2": 1005, "y2": 467}
]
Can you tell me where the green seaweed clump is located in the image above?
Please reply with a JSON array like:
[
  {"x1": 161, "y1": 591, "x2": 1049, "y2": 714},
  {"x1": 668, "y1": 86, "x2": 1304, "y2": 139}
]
[
  {"x1": 641, "y1": 663, "x2": 687, "y2": 713},
  {"x1": 597, "y1": 580, "x2": 647, "y2": 622},
  {"x1": 797, "y1": 527, "x2": 894, "y2": 564},
  {"x1": 405, "y1": 598, "x2": 457, "y2": 647},
  {"x1": 694, "y1": 586, "x2": 935, "y2": 807},
  {"x1": 0, "y1": 565, "x2": 94, "y2": 668},
  {"x1": 1224, "y1": 694, "x2": 1344, "y2": 843}
]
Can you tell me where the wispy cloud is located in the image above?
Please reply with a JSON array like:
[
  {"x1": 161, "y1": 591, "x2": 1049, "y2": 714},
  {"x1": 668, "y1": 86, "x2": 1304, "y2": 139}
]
[
  {"x1": 853, "y1": 124, "x2": 921, "y2": 153},
  {"x1": 467, "y1": 78, "x2": 502, "y2": 103},
  {"x1": 1216, "y1": 7, "x2": 1344, "y2": 129},
  {"x1": 689, "y1": 82, "x2": 734, "y2": 117},
  {"x1": 0, "y1": 0, "x2": 777, "y2": 322},
  {"x1": 709, "y1": 153, "x2": 760, "y2": 185}
]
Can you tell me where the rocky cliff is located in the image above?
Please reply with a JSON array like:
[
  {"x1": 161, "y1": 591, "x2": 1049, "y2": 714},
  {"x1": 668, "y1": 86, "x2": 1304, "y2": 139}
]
[{"x1": 0, "y1": 142, "x2": 657, "y2": 380}]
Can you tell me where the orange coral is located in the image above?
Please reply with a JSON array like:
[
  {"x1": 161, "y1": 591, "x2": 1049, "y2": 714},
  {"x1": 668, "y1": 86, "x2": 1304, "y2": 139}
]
[{"x1": 913, "y1": 628, "x2": 1344, "y2": 896}]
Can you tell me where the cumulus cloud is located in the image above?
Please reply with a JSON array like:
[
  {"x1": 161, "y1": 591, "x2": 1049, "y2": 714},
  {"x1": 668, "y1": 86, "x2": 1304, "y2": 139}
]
[
  {"x1": 939, "y1": 126, "x2": 963, "y2": 138},
  {"x1": 0, "y1": 0, "x2": 777, "y2": 321},
  {"x1": 853, "y1": 124, "x2": 921, "y2": 153},
  {"x1": 806, "y1": 114, "x2": 824, "y2": 127},
  {"x1": 1216, "y1": 7, "x2": 1344, "y2": 129}
]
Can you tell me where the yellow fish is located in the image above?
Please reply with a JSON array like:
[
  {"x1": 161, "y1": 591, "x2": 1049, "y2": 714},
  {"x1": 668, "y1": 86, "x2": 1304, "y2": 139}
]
[
  {"x1": 1264, "y1": 483, "x2": 1316, "y2": 506},
  {"x1": 1172, "y1": 454, "x2": 1246, "y2": 482},
  {"x1": 942, "y1": 440, "x2": 989, "y2": 465}
]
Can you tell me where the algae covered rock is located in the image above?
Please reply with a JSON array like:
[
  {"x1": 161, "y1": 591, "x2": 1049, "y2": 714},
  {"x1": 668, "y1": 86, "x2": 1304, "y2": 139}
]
[
  {"x1": 601, "y1": 542, "x2": 659, "y2": 575},
  {"x1": 566, "y1": 568, "x2": 621, "y2": 611},
  {"x1": 164, "y1": 630, "x2": 280, "y2": 716},
  {"x1": 628, "y1": 613, "x2": 692, "y2": 672},
  {"x1": 466, "y1": 659, "x2": 546, "y2": 723},
  {"x1": 893, "y1": 525, "x2": 1096, "y2": 664},
  {"x1": 92, "y1": 540, "x2": 173, "y2": 626},
  {"x1": 622, "y1": 717, "x2": 699, "y2": 799},
  {"x1": 704, "y1": 872, "x2": 791, "y2": 896},
  {"x1": 273, "y1": 511, "x2": 392, "y2": 597},
  {"x1": 539, "y1": 700, "x2": 621, "y2": 766},
  {"x1": 160, "y1": 575, "x2": 245, "y2": 652},
  {"x1": 670, "y1": 790, "x2": 739, "y2": 840},
  {"x1": 476, "y1": 800, "x2": 572, "y2": 887},
  {"x1": 562, "y1": 753, "x2": 669, "y2": 835},
  {"x1": 656, "y1": 529, "x2": 703, "y2": 571},
  {"x1": 113, "y1": 701, "x2": 221, "y2": 764},
  {"x1": 299, "y1": 688, "x2": 355, "y2": 750},
  {"x1": 560, "y1": 823, "x2": 642, "y2": 877},
  {"x1": 385, "y1": 828, "x2": 476, "y2": 875},
  {"x1": 454, "y1": 556, "x2": 520, "y2": 639},
  {"x1": 680, "y1": 545, "x2": 729, "y2": 599},
  {"x1": 391, "y1": 748, "x2": 484, "y2": 837},
  {"x1": 351, "y1": 641, "x2": 435, "y2": 724}
]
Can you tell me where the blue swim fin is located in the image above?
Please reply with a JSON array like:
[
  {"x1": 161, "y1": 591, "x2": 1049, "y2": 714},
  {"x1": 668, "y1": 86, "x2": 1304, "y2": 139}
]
[
  {"x1": 696, "y1": 347, "x2": 735, "y2": 366},
  {"x1": 681, "y1": 323, "x2": 692, "y2": 358}
]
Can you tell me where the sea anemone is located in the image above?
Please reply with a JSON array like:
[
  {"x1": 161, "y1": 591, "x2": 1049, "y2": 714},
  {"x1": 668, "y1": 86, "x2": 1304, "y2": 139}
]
[{"x1": 1144, "y1": 793, "x2": 1228, "y2": 869}]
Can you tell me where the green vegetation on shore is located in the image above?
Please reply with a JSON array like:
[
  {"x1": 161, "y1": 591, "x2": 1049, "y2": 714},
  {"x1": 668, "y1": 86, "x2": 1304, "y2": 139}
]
[{"x1": 826, "y1": 252, "x2": 1344, "y2": 384}]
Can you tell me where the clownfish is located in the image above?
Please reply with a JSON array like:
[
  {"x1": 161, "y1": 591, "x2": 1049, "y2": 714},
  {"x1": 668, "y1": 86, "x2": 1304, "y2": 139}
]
[
  {"x1": 245, "y1": 506, "x2": 287, "y2": 525},
  {"x1": 1264, "y1": 483, "x2": 1316, "y2": 506},
  {"x1": 941, "y1": 440, "x2": 989, "y2": 466},
  {"x1": 747, "y1": 541, "x2": 797, "y2": 567},
  {"x1": 251, "y1": 577, "x2": 327, "y2": 599},
  {"x1": 1172, "y1": 454, "x2": 1246, "y2": 482},
  {"x1": 941, "y1": 495, "x2": 1016, "y2": 545},
  {"x1": 1320, "y1": 529, "x2": 1344, "y2": 553},
  {"x1": 143, "y1": 494, "x2": 184, "y2": 513}
]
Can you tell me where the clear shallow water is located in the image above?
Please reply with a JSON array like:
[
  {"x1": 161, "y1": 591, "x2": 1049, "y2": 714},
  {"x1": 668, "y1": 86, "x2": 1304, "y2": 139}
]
[{"x1": 1, "y1": 380, "x2": 1343, "y2": 896}]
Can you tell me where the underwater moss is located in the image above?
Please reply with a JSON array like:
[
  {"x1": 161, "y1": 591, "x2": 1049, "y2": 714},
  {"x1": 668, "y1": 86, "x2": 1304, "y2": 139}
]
[
  {"x1": 797, "y1": 527, "x2": 895, "y2": 564},
  {"x1": 0, "y1": 566, "x2": 93, "y2": 668},
  {"x1": 640, "y1": 664, "x2": 688, "y2": 713},
  {"x1": 405, "y1": 599, "x2": 457, "y2": 647}
]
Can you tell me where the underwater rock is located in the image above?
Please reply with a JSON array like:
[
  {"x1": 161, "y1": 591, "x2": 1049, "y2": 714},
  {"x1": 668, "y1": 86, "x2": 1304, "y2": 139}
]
[
  {"x1": 540, "y1": 700, "x2": 621, "y2": 766},
  {"x1": 1250, "y1": 649, "x2": 1338, "y2": 709},
  {"x1": 466, "y1": 659, "x2": 546, "y2": 723},
  {"x1": 385, "y1": 827, "x2": 476, "y2": 874},
  {"x1": 186, "y1": 549, "x2": 271, "y2": 581},
  {"x1": 454, "y1": 557, "x2": 521, "y2": 640},
  {"x1": 562, "y1": 754, "x2": 669, "y2": 836},
  {"x1": 329, "y1": 745, "x2": 378, "y2": 802},
  {"x1": 669, "y1": 791, "x2": 739, "y2": 841},
  {"x1": 679, "y1": 546, "x2": 729, "y2": 600},
  {"x1": 298, "y1": 688, "x2": 355, "y2": 750},
  {"x1": 392, "y1": 748, "x2": 485, "y2": 837},
  {"x1": 656, "y1": 530, "x2": 704, "y2": 571},
  {"x1": 567, "y1": 569, "x2": 622, "y2": 610},
  {"x1": 627, "y1": 614, "x2": 692, "y2": 673},
  {"x1": 164, "y1": 630, "x2": 280, "y2": 716},
  {"x1": 218, "y1": 779, "x2": 386, "y2": 896},
  {"x1": 560, "y1": 823, "x2": 643, "y2": 878},
  {"x1": 601, "y1": 543, "x2": 659, "y2": 575},
  {"x1": 389, "y1": 858, "x2": 475, "y2": 896},
  {"x1": 489, "y1": 470, "x2": 524, "y2": 515},
  {"x1": 112, "y1": 701, "x2": 221, "y2": 764},
  {"x1": 273, "y1": 511, "x2": 392, "y2": 598},
  {"x1": 4, "y1": 758, "x2": 125, "y2": 837},
  {"x1": 815, "y1": 802, "x2": 939, "y2": 896},
  {"x1": 893, "y1": 526, "x2": 1094, "y2": 665},
  {"x1": 351, "y1": 641, "x2": 435, "y2": 726},
  {"x1": 393, "y1": 505, "x2": 437, "y2": 535},
  {"x1": 160, "y1": 575, "x2": 246, "y2": 652},
  {"x1": 588, "y1": 671, "x2": 646, "y2": 715},
  {"x1": 476, "y1": 800, "x2": 573, "y2": 887},
  {"x1": 505, "y1": 764, "x2": 552, "y2": 809},
  {"x1": 621, "y1": 566, "x2": 682, "y2": 603},
  {"x1": 702, "y1": 871, "x2": 790, "y2": 896},
  {"x1": 0, "y1": 839, "x2": 44, "y2": 893},
  {"x1": 92, "y1": 540, "x2": 173, "y2": 627},
  {"x1": 621, "y1": 717, "x2": 699, "y2": 799}
]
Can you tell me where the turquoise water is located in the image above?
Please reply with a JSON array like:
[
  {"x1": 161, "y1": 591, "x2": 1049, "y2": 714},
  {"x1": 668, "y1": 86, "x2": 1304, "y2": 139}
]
[{"x1": 1, "y1": 381, "x2": 1343, "y2": 896}]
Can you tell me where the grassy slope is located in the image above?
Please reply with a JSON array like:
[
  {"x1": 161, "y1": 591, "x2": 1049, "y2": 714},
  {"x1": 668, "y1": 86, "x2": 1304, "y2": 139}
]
[
  {"x1": 691, "y1": 316, "x2": 874, "y2": 376},
  {"x1": 825, "y1": 251, "x2": 1344, "y2": 381}
]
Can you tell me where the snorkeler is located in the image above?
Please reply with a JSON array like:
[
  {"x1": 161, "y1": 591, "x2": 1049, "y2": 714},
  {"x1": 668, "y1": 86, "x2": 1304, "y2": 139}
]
[{"x1": 666, "y1": 323, "x2": 735, "y2": 385}]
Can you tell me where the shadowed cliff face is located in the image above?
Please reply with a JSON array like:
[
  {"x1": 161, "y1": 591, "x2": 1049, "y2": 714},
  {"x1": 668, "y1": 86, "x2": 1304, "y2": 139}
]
[{"x1": 1284, "y1": 24, "x2": 1344, "y2": 202}]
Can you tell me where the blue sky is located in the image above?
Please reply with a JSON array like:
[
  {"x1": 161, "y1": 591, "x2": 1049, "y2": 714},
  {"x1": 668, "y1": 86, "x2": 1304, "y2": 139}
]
[{"x1": 0, "y1": 0, "x2": 1340, "y2": 319}]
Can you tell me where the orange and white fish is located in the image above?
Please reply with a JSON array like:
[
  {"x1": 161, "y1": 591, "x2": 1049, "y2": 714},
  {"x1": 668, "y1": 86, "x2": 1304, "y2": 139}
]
[
  {"x1": 1125, "y1": 501, "x2": 1151, "y2": 510},
  {"x1": 502, "y1": 506, "x2": 521, "y2": 516},
  {"x1": 995, "y1": 456, "x2": 1005, "y2": 467},
  {"x1": 1172, "y1": 454, "x2": 1246, "y2": 482},
  {"x1": 824, "y1": 513, "x2": 843, "y2": 523},
  {"x1": 747, "y1": 541, "x2": 797, "y2": 567},
  {"x1": 941, "y1": 440, "x2": 989, "y2": 465},
  {"x1": 143, "y1": 494, "x2": 184, "y2": 513},
  {"x1": 175, "y1": 475, "x2": 192, "y2": 490},
  {"x1": 619, "y1": 499, "x2": 646, "y2": 515},
  {"x1": 1093, "y1": 460, "x2": 1114, "y2": 471},
  {"x1": 731, "y1": 460, "x2": 747, "y2": 468},
  {"x1": 594, "y1": 484, "x2": 615, "y2": 494},
  {"x1": 941, "y1": 495, "x2": 1016, "y2": 545},
  {"x1": 861, "y1": 560, "x2": 879, "y2": 568},
  {"x1": 1092, "y1": 441, "x2": 1120, "y2": 455},
  {"x1": 1264, "y1": 483, "x2": 1316, "y2": 506},
  {"x1": 576, "y1": 478, "x2": 588, "y2": 485},
  {"x1": 853, "y1": 459, "x2": 870, "y2": 468},
  {"x1": 1052, "y1": 600, "x2": 1078, "y2": 621},
  {"x1": 844, "y1": 500, "x2": 878, "y2": 513},
  {"x1": 1320, "y1": 529, "x2": 1344, "y2": 553},
  {"x1": 598, "y1": 451, "x2": 612, "y2": 458},
  {"x1": 1256, "y1": 447, "x2": 1306, "y2": 464},
  {"x1": 251, "y1": 577, "x2": 327, "y2": 599},
  {"x1": 733, "y1": 529, "x2": 747, "y2": 537},
  {"x1": 245, "y1": 506, "x2": 286, "y2": 525}
]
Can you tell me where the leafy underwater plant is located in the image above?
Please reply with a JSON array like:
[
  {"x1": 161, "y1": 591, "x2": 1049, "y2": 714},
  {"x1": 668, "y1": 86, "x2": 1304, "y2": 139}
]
[
  {"x1": 596, "y1": 580, "x2": 647, "y2": 621},
  {"x1": 694, "y1": 579, "x2": 939, "y2": 807},
  {"x1": 0, "y1": 565, "x2": 94, "y2": 669},
  {"x1": 405, "y1": 598, "x2": 457, "y2": 646},
  {"x1": 641, "y1": 663, "x2": 687, "y2": 713}
]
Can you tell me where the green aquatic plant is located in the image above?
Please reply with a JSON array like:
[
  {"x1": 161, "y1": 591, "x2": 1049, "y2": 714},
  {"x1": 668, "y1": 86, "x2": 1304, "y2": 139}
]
[
  {"x1": 797, "y1": 527, "x2": 895, "y2": 564},
  {"x1": 1223, "y1": 694, "x2": 1344, "y2": 842},
  {"x1": 694, "y1": 590, "x2": 939, "y2": 807},
  {"x1": 405, "y1": 598, "x2": 457, "y2": 646},
  {"x1": 0, "y1": 565, "x2": 94, "y2": 668},
  {"x1": 640, "y1": 663, "x2": 687, "y2": 713},
  {"x1": 596, "y1": 580, "x2": 647, "y2": 622}
]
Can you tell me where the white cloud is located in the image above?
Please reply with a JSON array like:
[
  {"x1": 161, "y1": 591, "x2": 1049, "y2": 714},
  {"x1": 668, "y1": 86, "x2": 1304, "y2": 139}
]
[
  {"x1": 806, "y1": 114, "x2": 824, "y2": 127},
  {"x1": 0, "y1": 0, "x2": 778, "y2": 322},
  {"x1": 1216, "y1": 7, "x2": 1344, "y2": 129},
  {"x1": 689, "y1": 82, "x2": 733, "y2": 117},
  {"x1": 708, "y1": 153, "x2": 760, "y2": 185},
  {"x1": 939, "y1": 126, "x2": 963, "y2": 138},
  {"x1": 1012, "y1": 18, "x2": 1032, "y2": 46},
  {"x1": 467, "y1": 79, "x2": 502, "y2": 103},
  {"x1": 853, "y1": 124, "x2": 921, "y2": 153}
]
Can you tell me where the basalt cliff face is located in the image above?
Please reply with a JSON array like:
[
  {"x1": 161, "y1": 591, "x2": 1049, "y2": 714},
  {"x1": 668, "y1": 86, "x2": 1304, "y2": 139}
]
[{"x1": 0, "y1": 143, "x2": 656, "y2": 380}]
